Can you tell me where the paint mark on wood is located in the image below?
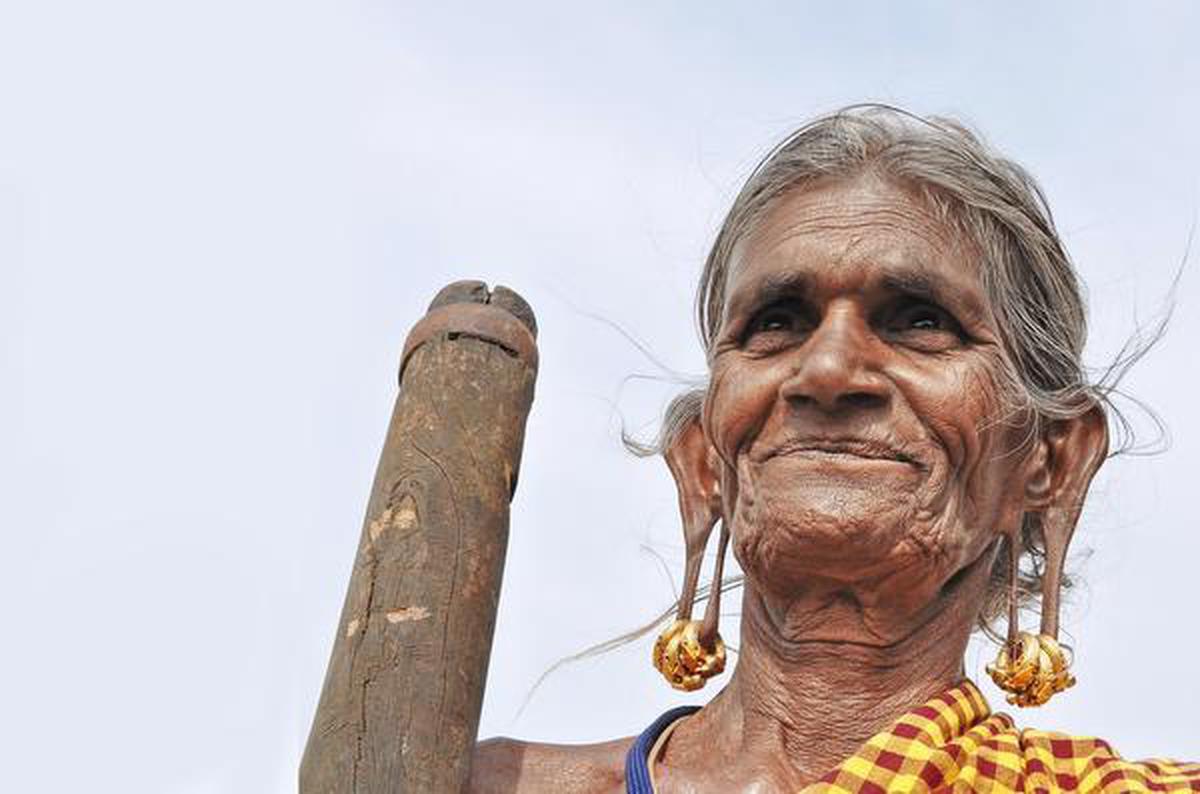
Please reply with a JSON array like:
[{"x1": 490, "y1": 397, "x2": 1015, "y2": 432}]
[
  {"x1": 393, "y1": 495, "x2": 418, "y2": 530},
  {"x1": 368, "y1": 494, "x2": 419, "y2": 544},
  {"x1": 386, "y1": 606, "x2": 430, "y2": 623},
  {"x1": 368, "y1": 508, "x2": 392, "y2": 543},
  {"x1": 345, "y1": 618, "x2": 360, "y2": 638}
]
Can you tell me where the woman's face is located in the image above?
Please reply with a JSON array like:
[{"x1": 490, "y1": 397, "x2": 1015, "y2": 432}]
[{"x1": 705, "y1": 174, "x2": 1038, "y2": 620}]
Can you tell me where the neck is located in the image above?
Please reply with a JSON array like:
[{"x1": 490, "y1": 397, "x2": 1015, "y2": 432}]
[
  {"x1": 722, "y1": 580, "x2": 972, "y2": 774},
  {"x1": 661, "y1": 547, "x2": 992, "y2": 791}
]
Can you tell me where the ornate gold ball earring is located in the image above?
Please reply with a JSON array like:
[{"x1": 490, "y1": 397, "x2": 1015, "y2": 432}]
[
  {"x1": 653, "y1": 617, "x2": 726, "y2": 692},
  {"x1": 987, "y1": 631, "x2": 1075, "y2": 708},
  {"x1": 652, "y1": 520, "x2": 730, "y2": 692},
  {"x1": 652, "y1": 409, "x2": 730, "y2": 691},
  {"x1": 986, "y1": 530, "x2": 1076, "y2": 707}
]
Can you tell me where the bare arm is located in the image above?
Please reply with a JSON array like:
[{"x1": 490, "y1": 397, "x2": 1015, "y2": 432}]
[{"x1": 469, "y1": 737, "x2": 630, "y2": 794}]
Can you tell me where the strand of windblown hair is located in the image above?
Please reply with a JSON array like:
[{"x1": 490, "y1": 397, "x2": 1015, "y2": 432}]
[{"x1": 513, "y1": 575, "x2": 744, "y2": 722}]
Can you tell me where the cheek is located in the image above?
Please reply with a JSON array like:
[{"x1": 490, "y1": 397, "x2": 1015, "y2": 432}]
[
  {"x1": 705, "y1": 358, "x2": 779, "y2": 462},
  {"x1": 958, "y1": 363, "x2": 1028, "y2": 489},
  {"x1": 912, "y1": 358, "x2": 1029, "y2": 534},
  {"x1": 900, "y1": 348, "x2": 1012, "y2": 465}
]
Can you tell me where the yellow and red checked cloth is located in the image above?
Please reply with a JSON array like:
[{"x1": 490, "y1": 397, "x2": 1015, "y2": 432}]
[
  {"x1": 628, "y1": 680, "x2": 1200, "y2": 792},
  {"x1": 809, "y1": 680, "x2": 1200, "y2": 793}
]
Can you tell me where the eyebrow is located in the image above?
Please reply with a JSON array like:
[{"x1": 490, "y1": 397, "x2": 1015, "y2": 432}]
[
  {"x1": 881, "y1": 270, "x2": 955, "y2": 310},
  {"x1": 743, "y1": 271, "x2": 814, "y2": 310},
  {"x1": 880, "y1": 267, "x2": 990, "y2": 326},
  {"x1": 724, "y1": 263, "x2": 989, "y2": 328},
  {"x1": 719, "y1": 270, "x2": 815, "y2": 335}
]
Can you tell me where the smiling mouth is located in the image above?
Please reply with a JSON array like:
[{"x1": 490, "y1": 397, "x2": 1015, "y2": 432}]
[{"x1": 768, "y1": 439, "x2": 921, "y2": 468}]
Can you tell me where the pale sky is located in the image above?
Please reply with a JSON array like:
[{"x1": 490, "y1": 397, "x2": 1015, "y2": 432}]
[{"x1": 2, "y1": 3, "x2": 1198, "y2": 792}]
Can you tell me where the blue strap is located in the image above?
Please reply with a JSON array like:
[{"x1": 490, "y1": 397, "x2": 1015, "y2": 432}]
[{"x1": 624, "y1": 706, "x2": 701, "y2": 794}]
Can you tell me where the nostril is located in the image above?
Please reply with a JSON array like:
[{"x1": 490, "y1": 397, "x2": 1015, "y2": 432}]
[
  {"x1": 785, "y1": 389, "x2": 887, "y2": 414},
  {"x1": 842, "y1": 392, "x2": 887, "y2": 410}
]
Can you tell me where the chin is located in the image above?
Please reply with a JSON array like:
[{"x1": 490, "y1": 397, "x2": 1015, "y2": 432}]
[{"x1": 732, "y1": 488, "x2": 944, "y2": 591}]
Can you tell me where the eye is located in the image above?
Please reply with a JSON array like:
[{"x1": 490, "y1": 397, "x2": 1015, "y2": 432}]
[
  {"x1": 742, "y1": 301, "x2": 813, "y2": 352},
  {"x1": 755, "y1": 308, "x2": 799, "y2": 333},
  {"x1": 885, "y1": 301, "x2": 964, "y2": 349},
  {"x1": 904, "y1": 306, "x2": 945, "y2": 330}
]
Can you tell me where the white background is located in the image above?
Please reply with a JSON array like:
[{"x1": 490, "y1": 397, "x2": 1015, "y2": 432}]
[{"x1": 2, "y1": 3, "x2": 1198, "y2": 792}]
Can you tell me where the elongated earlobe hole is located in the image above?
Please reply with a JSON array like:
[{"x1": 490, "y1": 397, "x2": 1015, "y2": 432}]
[
  {"x1": 987, "y1": 518, "x2": 1075, "y2": 707},
  {"x1": 699, "y1": 520, "x2": 730, "y2": 649},
  {"x1": 653, "y1": 409, "x2": 726, "y2": 691},
  {"x1": 1039, "y1": 508, "x2": 1070, "y2": 640},
  {"x1": 675, "y1": 508, "x2": 718, "y2": 622},
  {"x1": 653, "y1": 517, "x2": 728, "y2": 691},
  {"x1": 1006, "y1": 530, "x2": 1020, "y2": 649}
]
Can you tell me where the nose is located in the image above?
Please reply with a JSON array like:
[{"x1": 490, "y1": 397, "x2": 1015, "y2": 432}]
[{"x1": 779, "y1": 302, "x2": 890, "y2": 414}]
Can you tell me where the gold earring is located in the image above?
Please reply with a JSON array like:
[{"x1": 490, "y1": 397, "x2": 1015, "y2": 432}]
[
  {"x1": 986, "y1": 532, "x2": 1076, "y2": 707},
  {"x1": 652, "y1": 521, "x2": 730, "y2": 691},
  {"x1": 653, "y1": 619, "x2": 726, "y2": 692},
  {"x1": 987, "y1": 631, "x2": 1075, "y2": 707}
]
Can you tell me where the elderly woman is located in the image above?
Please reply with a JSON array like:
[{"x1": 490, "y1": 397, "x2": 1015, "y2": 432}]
[{"x1": 471, "y1": 106, "x2": 1200, "y2": 793}]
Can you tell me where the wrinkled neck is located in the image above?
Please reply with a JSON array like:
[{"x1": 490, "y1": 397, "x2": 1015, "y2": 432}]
[
  {"x1": 730, "y1": 579, "x2": 972, "y2": 764},
  {"x1": 661, "y1": 547, "x2": 993, "y2": 790}
]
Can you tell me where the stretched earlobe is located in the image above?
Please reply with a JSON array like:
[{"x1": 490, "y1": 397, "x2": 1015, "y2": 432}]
[
  {"x1": 989, "y1": 404, "x2": 1108, "y2": 707},
  {"x1": 662, "y1": 413, "x2": 723, "y2": 622},
  {"x1": 653, "y1": 411, "x2": 727, "y2": 691},
  {"x1": 1028, "y1": 405, "x2": 1108, "y2": 638}
]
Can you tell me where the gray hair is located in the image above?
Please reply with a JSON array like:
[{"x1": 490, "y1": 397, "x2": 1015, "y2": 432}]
[{"x1": 644, "y1": 104, "x2": 1166, "y2": 638}]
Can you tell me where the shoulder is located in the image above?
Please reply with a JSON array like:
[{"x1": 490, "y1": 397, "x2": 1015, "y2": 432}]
[
  {"x1": 469, "y1": 735, "x2": 632, "y2": 794},
  {"x1": 1017, "y1": 728, "x2": 1200, "y2": 791}
]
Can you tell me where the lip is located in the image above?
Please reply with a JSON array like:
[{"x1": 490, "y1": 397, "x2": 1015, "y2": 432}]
[{"x1": 765, "y1": 437, "x2": 922, "y2": 468}]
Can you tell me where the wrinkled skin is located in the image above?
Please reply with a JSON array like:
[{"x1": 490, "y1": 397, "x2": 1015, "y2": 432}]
[{"x1": 471, "y1": 173, "x2": 1108, "y2": 793}]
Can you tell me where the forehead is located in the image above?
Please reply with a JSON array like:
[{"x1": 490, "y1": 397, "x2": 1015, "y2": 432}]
[{"x1": 724, "y1": 174, "x2": 991, "y2": 323}]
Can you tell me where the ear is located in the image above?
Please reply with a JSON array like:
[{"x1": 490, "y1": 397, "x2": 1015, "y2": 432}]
[
  {"x1": 663, "y1": 413, "x2": 722, "y2": 544},
  {"x1": 662, "y1": 412, "x2": 723, "y2": 620},
  {"x1": 1023, "y1": 404, "x2": 1109, "y2": 522},
  {"x1": 1023, "y1": 403, "x2": 1109, "y2": 637}
]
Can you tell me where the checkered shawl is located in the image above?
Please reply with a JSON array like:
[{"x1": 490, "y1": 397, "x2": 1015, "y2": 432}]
[{"x1": 807, "y1": 680, "x2": 1200, "y2": 792}]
